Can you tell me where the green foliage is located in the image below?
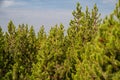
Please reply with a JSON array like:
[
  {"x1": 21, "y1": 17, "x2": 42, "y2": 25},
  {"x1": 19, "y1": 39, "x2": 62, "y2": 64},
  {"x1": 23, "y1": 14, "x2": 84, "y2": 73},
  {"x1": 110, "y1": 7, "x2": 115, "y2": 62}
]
[
  {"x1": 0, "y1": 0, "x2": 120, "y2": 80},
  {"x1": 114, "y1": 0, "x2": 120, "y2": 21},
  {"x1": 0, "y1": 27, "x2": 5, "y2": 80},
  {"x1": 32, "y1": 24, "x2": 66, "y2": 80}
]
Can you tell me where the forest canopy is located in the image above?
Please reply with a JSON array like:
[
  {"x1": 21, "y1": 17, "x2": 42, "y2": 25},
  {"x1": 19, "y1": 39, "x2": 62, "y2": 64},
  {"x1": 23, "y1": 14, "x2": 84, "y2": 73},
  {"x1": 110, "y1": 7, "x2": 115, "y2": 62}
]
[{"x1": 0, "y1": 0, "x2": 120, "y2": 80}]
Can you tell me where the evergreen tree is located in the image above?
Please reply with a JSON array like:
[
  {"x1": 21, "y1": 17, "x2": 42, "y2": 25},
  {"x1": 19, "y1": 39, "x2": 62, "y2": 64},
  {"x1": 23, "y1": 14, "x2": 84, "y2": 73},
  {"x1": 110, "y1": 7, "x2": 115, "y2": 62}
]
[
  {"x1": 32, "y1": 24, "x2": 66, "y2": 80},
  {"x1": 14, "y1": 24, "x2": 37, "y2": 80},
  {"x1": 0, "y1": 27, "x2": 5, "y2": 80},
  {"x1": 2, "y1": 21, "x2": 16, "y2": 80}
]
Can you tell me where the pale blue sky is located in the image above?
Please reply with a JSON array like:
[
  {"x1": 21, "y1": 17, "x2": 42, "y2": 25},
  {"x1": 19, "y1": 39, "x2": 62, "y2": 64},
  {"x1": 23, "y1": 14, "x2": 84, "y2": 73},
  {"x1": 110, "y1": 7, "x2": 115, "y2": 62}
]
[{"x1": 0, "y1": 0, "x2": 118, "y2": 32}]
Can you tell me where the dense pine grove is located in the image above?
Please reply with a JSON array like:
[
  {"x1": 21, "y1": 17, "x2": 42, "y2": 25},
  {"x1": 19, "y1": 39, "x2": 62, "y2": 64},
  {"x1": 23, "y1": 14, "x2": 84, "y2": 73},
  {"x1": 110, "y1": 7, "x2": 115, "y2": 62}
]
[{"x1": 0, "y1": 0, "x2": 120, "y2": 80}]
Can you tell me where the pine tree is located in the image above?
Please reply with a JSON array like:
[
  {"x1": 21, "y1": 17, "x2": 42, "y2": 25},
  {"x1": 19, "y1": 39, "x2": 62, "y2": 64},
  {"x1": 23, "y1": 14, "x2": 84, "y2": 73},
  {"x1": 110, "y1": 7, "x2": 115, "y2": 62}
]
[
  {"x1": 2, "y1": 21, "x2": 16, "y2": 80},
  {"x1": 14, "y1": 24, "x2": 37, "y2": 80},
  {"x1": 26, "y1": 26, "x2": 37, "y2": 79},
  {"x1": 0, "y1": 27, "x2": 5, "y2": 80},
  {"x1": 32, "y1": 24, "x2": 66, "y2": 80},
  {"x1": 65, "y1": 3, "x2": 101, "y2": 79}
]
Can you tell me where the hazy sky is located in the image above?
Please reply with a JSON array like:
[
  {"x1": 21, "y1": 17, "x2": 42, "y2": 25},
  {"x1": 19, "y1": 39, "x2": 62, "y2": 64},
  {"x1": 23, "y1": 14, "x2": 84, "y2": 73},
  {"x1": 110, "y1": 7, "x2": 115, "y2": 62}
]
[{"x1": 0, "y1": 0, "x2": 118, "y2": 32}]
